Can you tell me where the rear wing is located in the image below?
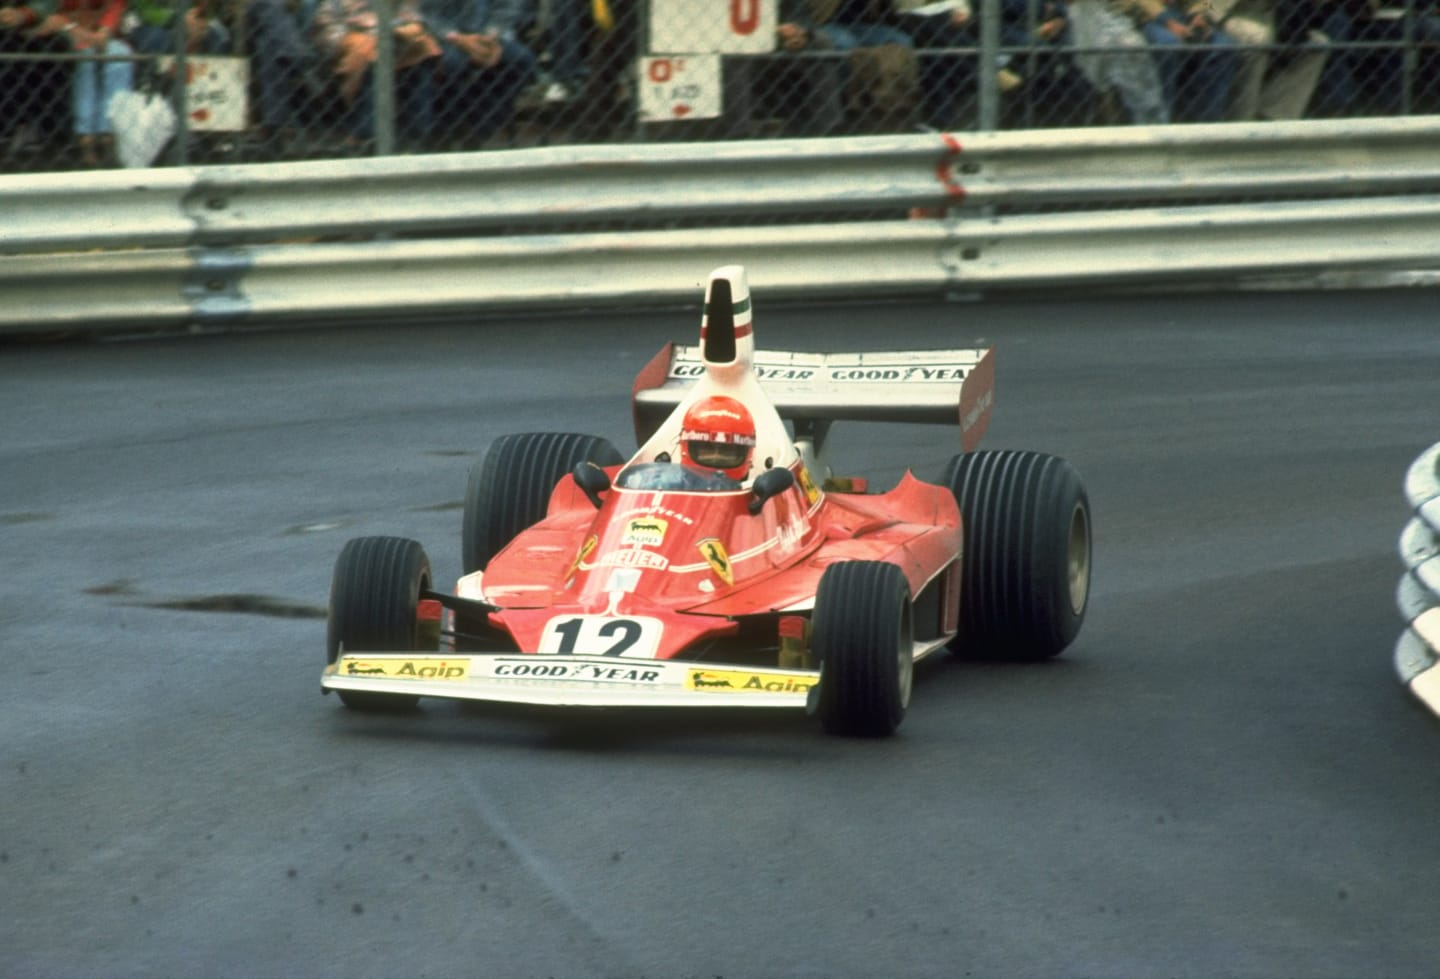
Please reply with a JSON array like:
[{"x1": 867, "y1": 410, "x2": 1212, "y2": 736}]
[{"x1": 632, "y1": 344, "x2": 995, "y2": 454}]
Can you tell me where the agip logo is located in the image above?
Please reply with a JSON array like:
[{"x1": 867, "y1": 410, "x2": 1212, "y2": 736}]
[
  {"x1": 623, "y1": 517, "x2": 668, "y2": 548},
  {"x1": 686, "y1": 668, "x2": 815, "y2": 694},
  {"x1": 341, "y1": 658, "x2": 468, "y2": 680}
]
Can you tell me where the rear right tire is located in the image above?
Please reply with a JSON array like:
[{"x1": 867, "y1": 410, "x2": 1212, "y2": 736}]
[
  {"x1": 462, "y1": 432, "x2": 624, "y2": 574},
  {"x1": 941, "y1": 450, "x2": 1091, "y2": 661}
]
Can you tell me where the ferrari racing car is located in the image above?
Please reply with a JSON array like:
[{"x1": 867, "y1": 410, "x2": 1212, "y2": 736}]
[{"x1": 321, "y1": 265, "x2": 1091, "y2": 736}]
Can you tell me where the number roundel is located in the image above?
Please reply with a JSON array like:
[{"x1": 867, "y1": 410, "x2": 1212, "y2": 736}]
[{"x1": 539, "y1": 616, "x2": 662, "y2": 658}]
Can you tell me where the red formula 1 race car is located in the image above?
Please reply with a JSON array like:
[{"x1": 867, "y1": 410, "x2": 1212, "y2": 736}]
[{"x1": 321, "y1": 266, "x2": 1091, "y2": 736}]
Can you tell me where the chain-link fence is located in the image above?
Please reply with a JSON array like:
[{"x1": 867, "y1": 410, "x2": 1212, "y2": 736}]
[{"x1": 2, "y1": 0, "x2": 1438, "y2": 172}]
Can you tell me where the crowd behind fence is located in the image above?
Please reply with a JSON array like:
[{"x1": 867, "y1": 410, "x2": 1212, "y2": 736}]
[{"x1": 1, "y1": 0, "x2": 1438, "y2": 174}]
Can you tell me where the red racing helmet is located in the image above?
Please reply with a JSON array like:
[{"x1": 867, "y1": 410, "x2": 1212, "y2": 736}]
[{"x1": 679, "y1": 395, "x2": 756, "y2": 480}]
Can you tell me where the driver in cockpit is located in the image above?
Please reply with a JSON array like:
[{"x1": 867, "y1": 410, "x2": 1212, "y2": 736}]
[
  {"x1": 677, "y1": 395, "x2": 756, "y2": 482},
  {"x1": 616, "y1": 395, "x2": 757, "y2": 492}
]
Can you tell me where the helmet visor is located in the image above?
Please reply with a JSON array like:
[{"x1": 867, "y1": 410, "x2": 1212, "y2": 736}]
[{"x1": 687, "y1": 440, "x2": 749, "y2": 470}]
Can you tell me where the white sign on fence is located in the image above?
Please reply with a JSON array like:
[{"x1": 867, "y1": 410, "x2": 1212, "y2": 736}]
[
  {"x1": 638, "y1": 55, "x2": 723, "y2": 122},
  {"x1": 648, "y1": 0, "x2": 777, "y2": 54},
  {"x1": 157, "y1": 55, "x2": 250, "y2": 132}
]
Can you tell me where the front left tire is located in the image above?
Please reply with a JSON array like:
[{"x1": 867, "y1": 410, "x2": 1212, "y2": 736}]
[
  {"x1": 810, "y1": 561, "x2": 915, "y2": 737},
  {"x1": 326, "y1": 535, "x2": 433, "y2": 711}
]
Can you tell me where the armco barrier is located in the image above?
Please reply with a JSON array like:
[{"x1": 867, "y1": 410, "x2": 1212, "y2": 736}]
[
  {"x1": 1397, "y1": 442, "x2": 1440, "y2": 719},
  {"x1": 2, "y1": 117, "x2": 1440, "y2": 335}
]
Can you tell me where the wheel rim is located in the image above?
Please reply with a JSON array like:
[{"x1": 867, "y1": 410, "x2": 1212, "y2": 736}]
[
  {"x1": 897, "y1": 599, "x2": 914, "y2": 710},
  {"x1": 1067, "y1": 502, "x2": 1091, "y2": 616}
]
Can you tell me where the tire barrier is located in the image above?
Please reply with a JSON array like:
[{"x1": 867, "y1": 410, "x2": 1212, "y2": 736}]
[{"x1": 1396, "y1": 441, "x2": 1440, "y2": 718}]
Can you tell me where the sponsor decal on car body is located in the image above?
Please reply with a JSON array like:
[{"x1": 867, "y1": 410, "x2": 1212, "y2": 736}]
[
  {"x1": 568, "y1": 535, "x2": 598, "y2": 577},
  {"x1": 340, "y1": 658, "x2": 468, "y2": 680},
  {"x1": 618, "y1": 505, "x2": 696, "y2": 526},
  {"x1": 623, "y1": 517, "x2": 668, "y2": 547},
  {"x1": 686, "y1": 668, "x2": 816, "y2": 693},
  {"x1": 598, "y1": 549, "x2": 670, "y2": 570},
  {"x1": 698, "y1": 537, "x2": 733, "y2": 585},
  {"x1": 488, "y1": 659, "x2": 665, "y2": 684},
  {"x1": 797, "y1": 464, "x2": 821, "y2": 505}
]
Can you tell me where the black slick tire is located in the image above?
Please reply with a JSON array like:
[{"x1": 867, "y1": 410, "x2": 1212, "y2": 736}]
[
  {"x1": 941, "y1": 450, "x2": 1091, "y2": 661},
  {"x1": 462, "y1": 432, "x2": 624, "y2": 574},
  {"x1": 811, "y1": 561, "x2": 914, "y2": 737},
  {"x1": 326, "y1": 535, "x2": 432, "y2": 711}
]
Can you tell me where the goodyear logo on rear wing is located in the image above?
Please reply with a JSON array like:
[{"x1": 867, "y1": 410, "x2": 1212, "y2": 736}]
[
  {"x1": 823, "y1": 364, "x2": 971, "y2": 383},
  {"x1": 687, "y1": 669, "x2": 816, "y2": 693},
  {"x1": 340, "y1": 658, "x2": 468, "y2": 680},
  {"x1": 670, "y1": 363, "x2": 817, "y2": 381},
  {"x1": 669, "y1": 362, "x2": 973, "y2": 383}
]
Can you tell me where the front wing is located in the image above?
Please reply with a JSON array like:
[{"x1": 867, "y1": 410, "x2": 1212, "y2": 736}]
[{"x1": 323, "y1": 653, "x2": 819, "y2": 709}]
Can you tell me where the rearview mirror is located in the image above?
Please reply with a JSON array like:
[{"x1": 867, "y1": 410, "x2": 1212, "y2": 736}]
[
  {"x1": 573, "y1": 461, "x2": 611, "y2": 509},
  {"x1": 748, "y1": 467, "x2": 795, "y2": 515}
]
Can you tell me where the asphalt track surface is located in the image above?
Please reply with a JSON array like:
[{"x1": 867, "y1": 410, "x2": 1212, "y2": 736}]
[{"x1": 3, "y1": 288, "x2": 1439, "y2": 979}]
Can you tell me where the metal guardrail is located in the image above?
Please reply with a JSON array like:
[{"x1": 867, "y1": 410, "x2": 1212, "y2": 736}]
[
  {"x1": 1397, "y1": 442, "x2": 1440, "y2": 719},
  {"x1": 2, "y1": 117, "x2": 1439, "y2": 335}
]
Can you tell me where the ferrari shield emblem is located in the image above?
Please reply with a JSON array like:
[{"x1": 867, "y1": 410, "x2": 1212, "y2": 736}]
[
  {"x1": 797, "y1": 465, "x2": 820, "y2": 504},
  {"x1": 698, "y1": 538, "x2": 733, "y2": 585},
  {"x1": 569, "y1": 535, "x2": 598, "y2": 576}
]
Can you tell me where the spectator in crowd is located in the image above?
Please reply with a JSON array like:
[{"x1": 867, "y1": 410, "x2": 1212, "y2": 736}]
[
  {"x1": 1066, "y1": 0, "x2": 1171, "y2": 122},
  {"x1": 996, "y1": 0, "x2": 1098, "y2": 126},
  {"x1": 782, "y1": 0, "x2": 915, "y2": 49},
  {"x1": 242, "y1": 0, "x2": 316, "y2": 151},
  {"x1": 1211, "y1": 0, "x2": 1329, "y2": 119},
  {"x1": 567, "y1": 0, "x2": 633, "y2": 141},
  {"x1": 897, "y1": 1, "x2": 986, "y2": 128},
  {"x1": 534, "y1": 0, "x2": 589, "y2": 103},
  {"x1": 1, "y1": 0, "x2": 76, "y2": 159},
  {"x1": 310, "y1": 0, "x2": 439, "y2": 147},
  {"x1": 901, "y1": 0, "x2": 1097, "y2": 128},
  {"x1": 778, "y1": 0, "x2": 921, "y2": 132},
  {"x1": 420, "y1": 0, "x2": 539, "y2": 148},
  {"x1": 1123, "y1": 0, "x2": 1239, "y2": 120},
  {"x1": 30, "y1": 0, "x2": 137, "y2": 165},
  {"x1": 128, "y1": 0, "x2": 229, "y2": 55},
  {"x1": 1309, "y1": 0, "x2": 1440, "y2": 115},
  {"x1": 768, "y1": 0, "x2": 847, "y2": 134}
]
